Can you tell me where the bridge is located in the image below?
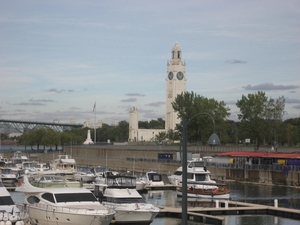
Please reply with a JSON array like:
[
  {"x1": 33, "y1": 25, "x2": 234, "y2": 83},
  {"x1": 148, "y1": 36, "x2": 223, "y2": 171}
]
[{"x1": 0, "y1": 119, "x2": 83, "y2": 133}]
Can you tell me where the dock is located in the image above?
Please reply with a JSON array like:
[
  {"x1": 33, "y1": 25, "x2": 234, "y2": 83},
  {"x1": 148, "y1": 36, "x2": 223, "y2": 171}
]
[
  {"x1": 145, "y1": 184, "x2": 177, "y2": 191},
  {"x1": 157, "y1": 200, "x2": 300, "y2": 224}
]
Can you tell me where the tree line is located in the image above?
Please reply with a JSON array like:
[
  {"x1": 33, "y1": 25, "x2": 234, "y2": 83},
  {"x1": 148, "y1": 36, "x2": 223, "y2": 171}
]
[{"x1": 9, "y1": 90, "x2": 300, "y2": 150}]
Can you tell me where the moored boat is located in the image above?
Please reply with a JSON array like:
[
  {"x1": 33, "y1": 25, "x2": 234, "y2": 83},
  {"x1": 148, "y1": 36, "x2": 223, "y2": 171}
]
[
  {"x1": 177, "y1": 181, "x2": 230, "y2": 199},
  {"x1": 0, "y1": 180, "x2": 29, "y2": 224},
  {"x1": 15, "y1": 175, "x2": 115, "y2": 225},
  {"x1": 144, "y1": 171, "x2": 164, "y2": 186},
  {"x1": 94, "y1": 175, "x2": 160, "y2": 224}
]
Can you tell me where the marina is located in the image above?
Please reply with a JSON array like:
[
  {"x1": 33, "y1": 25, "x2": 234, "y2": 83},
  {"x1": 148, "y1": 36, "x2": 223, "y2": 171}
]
[
  {"x1": 1, "y1": 147, "x2": 300, "y2": 224},
  {"x1": 6, "y1": 176, "x2": 300, "y2": 225}
]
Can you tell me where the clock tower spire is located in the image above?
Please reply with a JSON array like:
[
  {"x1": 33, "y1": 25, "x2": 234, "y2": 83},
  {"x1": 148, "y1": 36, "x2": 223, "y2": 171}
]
[{"x1": 165, "y1": 42, "x2": 186, "y2": 130}]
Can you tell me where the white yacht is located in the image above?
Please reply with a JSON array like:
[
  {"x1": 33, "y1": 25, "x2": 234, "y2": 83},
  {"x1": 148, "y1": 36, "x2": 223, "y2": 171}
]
[
  {"x1": 122, "y1": 172, "x2": 147, "y2": 191},
  {"x1": 168, "y1": 157, "x2": 208, "y2": 185},
  {"x1": 168, "y1": 158, "x2": 230, "y2": 199},
  {"x1": 1, "y1": 168, "x2": 17, "y2": 186},
  {"x1": 94, "y1": 175, "x2": 160, "y2": 225},
  {"x1": 16, "y1": 175, "x2": 115, "y2": 225},
  {"x1": 0, "y1": 180, "x2": 29, "y2": 224},
  {"x1": 144, "y1": 171, "x2": 164, "y2": 186},
  {"x1": 73, "y1": 166, "x2": 95, "y2": 183},
  {"x1": 50, "y1": 155, "x2": 76, "y2": 180},
  {"x1": 4, "y1": 162, "x2": 20, "y2": 176},
  {"x1": 10, "y1": 151, "x2": 29, "y2": 169}
]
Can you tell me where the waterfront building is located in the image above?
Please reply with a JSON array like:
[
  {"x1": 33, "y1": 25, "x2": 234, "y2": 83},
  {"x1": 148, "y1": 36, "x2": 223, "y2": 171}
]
[{"x1": 128, "y1": 43, "x2": 187, "y2": 142}]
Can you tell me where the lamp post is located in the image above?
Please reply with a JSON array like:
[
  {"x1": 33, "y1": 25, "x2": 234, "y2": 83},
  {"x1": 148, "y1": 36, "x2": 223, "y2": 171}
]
[{"x1": 181, "y1": 113, "x2": 220, "y2": 225}]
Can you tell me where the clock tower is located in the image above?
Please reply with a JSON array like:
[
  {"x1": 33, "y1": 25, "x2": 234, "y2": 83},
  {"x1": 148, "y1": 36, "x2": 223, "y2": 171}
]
[{"x1": 165, "y1": 42, "x2": 186, "y2": 130}]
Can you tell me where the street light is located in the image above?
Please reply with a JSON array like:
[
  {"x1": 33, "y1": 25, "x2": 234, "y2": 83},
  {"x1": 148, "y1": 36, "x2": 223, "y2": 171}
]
[{"x1": 181, "y1": 113, "x2": 220, "y2": 225}]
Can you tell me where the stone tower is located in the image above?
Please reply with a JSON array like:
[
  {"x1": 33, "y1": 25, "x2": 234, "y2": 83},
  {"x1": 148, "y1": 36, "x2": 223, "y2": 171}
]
[
  {"x1": 129, "y1": 106, "x2": 139, "y2": 142},
  {"x1": 165, "y1": 42, "x2": 187, "y2": 130}
]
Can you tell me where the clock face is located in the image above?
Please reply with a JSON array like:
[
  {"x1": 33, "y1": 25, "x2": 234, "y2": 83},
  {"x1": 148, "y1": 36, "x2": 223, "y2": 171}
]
[
  {"x1": 177, "y1": 71, "x2": 184, "y2": 80},
  {"x1": 168, "y1": 72, "x2": 173, "y2": 80}
]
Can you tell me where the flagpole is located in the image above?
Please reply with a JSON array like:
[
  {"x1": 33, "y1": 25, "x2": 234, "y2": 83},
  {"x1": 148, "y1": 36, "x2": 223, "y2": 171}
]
[{"x1": 93, "y1": 102, "x2": 97, "y2": 145}]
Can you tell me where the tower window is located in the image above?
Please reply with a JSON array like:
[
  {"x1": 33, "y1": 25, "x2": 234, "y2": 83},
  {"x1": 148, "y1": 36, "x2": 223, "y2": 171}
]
[
  {"x1": 172, "y1": 51, "x2": 175, "y2": 59},
  {"x1": 178, "y1": 52, "x2": 181, "y2": 59}
]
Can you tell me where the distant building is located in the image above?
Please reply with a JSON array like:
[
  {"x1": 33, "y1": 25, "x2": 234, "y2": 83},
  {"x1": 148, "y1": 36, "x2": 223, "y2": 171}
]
[
  {"x1": 129, "y1": 43, "x2": 187, "y2": 142},
  {"x1": 83, "y1": 119, "x2": 103, "y2": 129}
]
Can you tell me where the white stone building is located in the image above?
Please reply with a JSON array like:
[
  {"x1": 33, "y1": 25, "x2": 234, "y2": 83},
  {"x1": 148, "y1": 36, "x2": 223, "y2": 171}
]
[{"x1": 129, "y1": 43, "x2": 187, "y2": 142}]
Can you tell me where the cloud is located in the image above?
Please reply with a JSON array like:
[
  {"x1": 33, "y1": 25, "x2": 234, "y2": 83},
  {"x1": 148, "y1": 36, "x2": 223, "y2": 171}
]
[
  {"x1": 120, "y1": 98, "x2": 137, "y2": 103},
  {"x1": 13, "y1": 102, "x2": 45, "y2": 106},
  {"x1": 224, "y1": 100, "x2": 237, "y2": 105},
  {"x1": 242, "y1": 83, "x2": 300, "y2": 91},
  {"x1": 146, "y1": 101, "x2": 165, "y2": 107},
  {"x1": 292, "y1": 105, "x2": 300, "y2": 109},
  {"x1": 125, "y1": 93, "x2": 146, "y2": 97},
  {"x1": 285, "y1": 97, "x2": 300, "y2": 104},
  {"x1": 47, "y1": 89, "x2": 75, "y2": 93},
  {"x1": 29, "y1": 98, "x2": 56, "y2": 103},
  {"x1": 226, "y1": 59, "x2": 247, "y2": 64}
]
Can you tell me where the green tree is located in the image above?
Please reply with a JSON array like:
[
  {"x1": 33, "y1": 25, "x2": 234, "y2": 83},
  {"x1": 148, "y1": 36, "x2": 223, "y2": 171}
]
[
  {"x1": 236, "y1": 91, "x2": 285, "y2": 146},
  {"x1": 155, "y1": 132, "x2": 167, "y2": 143},
  {"x1": 172, "y1": 91, "x2": 230, "y2": 145},
  {"x1": 41, "y1": 129, "x2": 61, "y2": 150}
]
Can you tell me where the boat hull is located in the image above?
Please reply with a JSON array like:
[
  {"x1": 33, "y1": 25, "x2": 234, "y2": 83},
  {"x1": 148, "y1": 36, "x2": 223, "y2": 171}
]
[
  {"x1": 24, "y1": 204, "x2": 114, "y2": 225},
  {"x1": 177, "y1": 188, "x2": 230, "y2": 199},
  {"x1": 104, "y1": 203, "x2": 159, "y2": 224}
]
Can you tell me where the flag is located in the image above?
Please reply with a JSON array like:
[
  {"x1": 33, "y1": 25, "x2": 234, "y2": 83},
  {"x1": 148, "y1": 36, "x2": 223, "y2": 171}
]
[{"x1": 93, "y1": 102, "x2": 96, "y2": 112}]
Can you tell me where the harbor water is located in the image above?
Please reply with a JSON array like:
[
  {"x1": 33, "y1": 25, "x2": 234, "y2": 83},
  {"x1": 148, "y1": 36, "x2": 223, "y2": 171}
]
[{"x1": 10, "y1": 181, "x2": 300, "y2": 225}]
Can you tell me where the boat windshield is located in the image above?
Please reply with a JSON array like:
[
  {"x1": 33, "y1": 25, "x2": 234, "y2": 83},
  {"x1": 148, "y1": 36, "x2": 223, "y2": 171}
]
[
  {"x1": 54, "y1": 193, "x2": 97, "y2": 203},
  {"x1": 1, "y1": 169, "x2": 12, "y2": 174},
  {"x1": 188, "y1": 161, "x2": 205, "y2": 168},
  {"x1": 23, "y1": 162, "x2": 36, "y2": 169},
  {"x1": 106, "y1": 197, "x2": 146, "y2": 204}
]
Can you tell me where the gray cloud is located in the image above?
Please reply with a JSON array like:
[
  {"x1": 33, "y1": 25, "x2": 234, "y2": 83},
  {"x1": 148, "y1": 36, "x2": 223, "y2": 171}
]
[
  {"x1": 125, "y1": 93, "x2": 146, "y2": 97},
  {"x1": 120, "y1": 98, "x2": 137, "y2": 103},
  {"x1": 224, "y1": 100, "x2": 237, "y2": 105},
  {"x1": 226, "y1": 59, "x2": 247, "y2": 64},
  {"x1": 29, "y1": 98, "x2": 56, "y2": 103},
  {"x1": 292, "y1": 105, "x2": 300, "y2": 109},
  {"x1": 285, "y1": 97, "x2": 300, "y2": 104},
  {"x1": 47, "y1": 89, "x2": 75, "y2": 93},
  {"x1": 146, "y1": 101, "x2": 165, "y2": 107},
  {"x1": 13, "y1": 102, "x2": 45, "y2": 106},
  {"x1": 243, "y1": 83, "x2": 299, "y2": 91}
]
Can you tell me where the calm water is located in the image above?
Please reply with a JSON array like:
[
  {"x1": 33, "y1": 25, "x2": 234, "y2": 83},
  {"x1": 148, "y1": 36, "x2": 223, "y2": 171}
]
[
  {"x1": 11, "y1": 181, "x2": 300, "y2": 225},
  {"x1": 143, "y1": 182, "x2": 300, "y2": 225}
]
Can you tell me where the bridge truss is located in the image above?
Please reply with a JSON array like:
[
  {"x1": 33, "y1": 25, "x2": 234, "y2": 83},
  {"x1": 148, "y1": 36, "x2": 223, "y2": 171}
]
[{"x1": 0, "y1": 119, "x2": 83, "y2": 133}]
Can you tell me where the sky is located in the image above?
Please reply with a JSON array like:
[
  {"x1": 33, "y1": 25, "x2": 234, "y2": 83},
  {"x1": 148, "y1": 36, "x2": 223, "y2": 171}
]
[{"x1": 0, "y1": 0, "x2": 299, "y2": 126}]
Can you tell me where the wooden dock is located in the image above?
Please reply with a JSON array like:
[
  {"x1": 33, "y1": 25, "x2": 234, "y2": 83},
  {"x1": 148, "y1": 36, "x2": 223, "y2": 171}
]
[
  {"x1": 145, "y1": 184, "x2": 177, "y2": 191},
  {"x1": 157, "y1": 200, "x2": 300, "y2": 224}
]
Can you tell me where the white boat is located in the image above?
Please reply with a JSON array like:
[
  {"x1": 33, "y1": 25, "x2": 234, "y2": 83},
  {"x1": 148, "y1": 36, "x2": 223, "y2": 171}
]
[
  {"x1": 10, "y1": 151, "x2": 29, "y2": 169},
  {"x1": 35, "y1": 163, "x2": 50, "y2": 172},
  {"x1": 92, "y1": 166, "x2": 109, "y2": 177},
  {"x1": 122, "y1": 172, "x2": 146, "y2": 191},
  {"x1": 0, "y1": 180, "x2": 29, "y2": 224},
  {"x1": 73, "y1": 166, "x2": 95, "y2": 183},
  {"x1": 168, "y1": 158, "x2": 230, "y2": 199},
  {"x1": 4, "y1": 162, "x2": 21, "y2": 176},
  {"x1": 1, "y1": 168, "x2": 17, "y2": 186},
  {"x1": 94, "y1": 175, "x2": 160, "y2": 225},
  {"x1": 176, "y1": 181, "x2": 230, "y2": 199},
  {"x1": 144, "y1": 171, "x2": 164, "y2": 186},
  {"x1": 16, "y1": 175, "x2": 115, "y2": 225},
  {"x1": 168, "y1": 157, "x2": 208, "y2": 185},
  {"x1": 50, "y1": 155, "x2": 76, "y2": 180}
]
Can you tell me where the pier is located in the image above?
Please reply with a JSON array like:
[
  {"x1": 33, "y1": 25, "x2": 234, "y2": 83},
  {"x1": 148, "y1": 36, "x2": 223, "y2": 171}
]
[{"x1": 158, "y1": 200, "x2": 300, "y2": 224}]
